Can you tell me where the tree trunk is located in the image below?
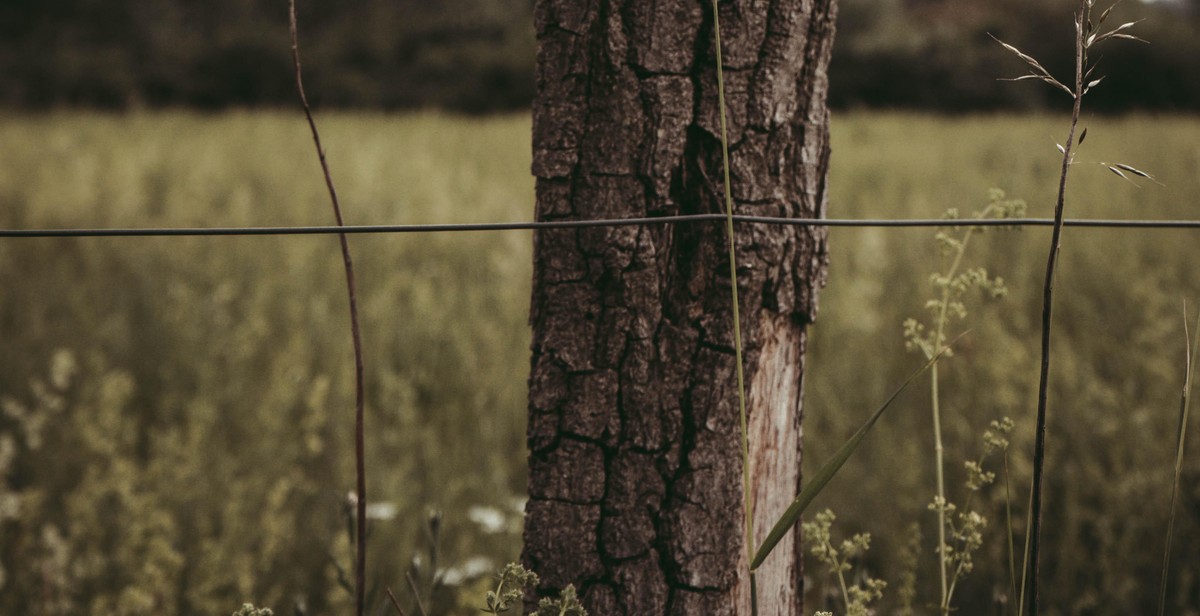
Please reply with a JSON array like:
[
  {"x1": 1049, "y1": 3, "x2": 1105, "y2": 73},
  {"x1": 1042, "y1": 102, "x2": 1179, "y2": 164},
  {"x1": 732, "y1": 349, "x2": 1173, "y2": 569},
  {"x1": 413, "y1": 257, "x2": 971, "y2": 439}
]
[{"x1": 523, "y1": 1, "x2": 837, "y2": 614}]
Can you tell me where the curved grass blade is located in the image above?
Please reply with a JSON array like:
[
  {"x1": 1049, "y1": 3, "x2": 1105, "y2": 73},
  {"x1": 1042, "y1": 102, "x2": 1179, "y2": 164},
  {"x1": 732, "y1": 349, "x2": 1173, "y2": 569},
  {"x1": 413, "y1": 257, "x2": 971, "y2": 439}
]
[{"x1": 750, "y1": 342, "x2": 955, "y2": 570}]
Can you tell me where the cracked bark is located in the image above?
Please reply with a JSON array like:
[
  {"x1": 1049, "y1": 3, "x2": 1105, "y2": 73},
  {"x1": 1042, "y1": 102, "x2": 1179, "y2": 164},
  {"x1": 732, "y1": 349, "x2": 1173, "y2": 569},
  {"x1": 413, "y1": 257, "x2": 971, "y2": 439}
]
[{"x1": 524, "y1": 1, "x2": 837, "y2": 614}]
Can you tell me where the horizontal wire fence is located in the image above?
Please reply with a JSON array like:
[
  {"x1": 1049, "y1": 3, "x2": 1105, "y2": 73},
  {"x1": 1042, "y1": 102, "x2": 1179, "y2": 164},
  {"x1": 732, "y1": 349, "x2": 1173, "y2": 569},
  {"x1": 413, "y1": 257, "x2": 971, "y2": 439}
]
[{"x1": 4, "y1": 214, "x2": 1200, "y2": 238}]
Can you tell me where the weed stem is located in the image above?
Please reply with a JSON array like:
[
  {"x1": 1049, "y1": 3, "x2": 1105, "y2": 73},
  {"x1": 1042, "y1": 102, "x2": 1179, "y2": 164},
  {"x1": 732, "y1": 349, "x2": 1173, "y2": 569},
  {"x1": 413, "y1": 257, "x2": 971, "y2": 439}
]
[
  {"x1": 288, "y1": 3, "x2": 368, "y2": 615},
  {"x1": 1027, "y1": 3, "x2": 1088, "y2": 613}
]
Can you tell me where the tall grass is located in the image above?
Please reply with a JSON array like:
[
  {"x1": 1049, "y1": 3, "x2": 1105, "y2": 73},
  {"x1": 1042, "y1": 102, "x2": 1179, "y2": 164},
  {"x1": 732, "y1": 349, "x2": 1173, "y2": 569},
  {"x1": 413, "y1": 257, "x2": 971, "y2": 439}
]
[
  {"x1": 0, "y1": 111, "x2": 533, "y2": 615},
  {"x1": 808, "y1": 112, "x2": 1200, "y2": 613},
  {"x1": 1, "y1": 111, "x2": 1199, "y2": 613},
  {"x1": 993, "y1": 5, "x2": 1155, "y2": 610}
]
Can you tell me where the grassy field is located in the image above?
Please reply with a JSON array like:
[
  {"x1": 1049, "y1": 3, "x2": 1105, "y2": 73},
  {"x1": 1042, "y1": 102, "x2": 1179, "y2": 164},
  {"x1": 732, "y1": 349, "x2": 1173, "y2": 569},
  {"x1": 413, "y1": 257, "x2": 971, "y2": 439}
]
[{"x1": 1, "y1": 111, "x2": 1198, "y2": 614}]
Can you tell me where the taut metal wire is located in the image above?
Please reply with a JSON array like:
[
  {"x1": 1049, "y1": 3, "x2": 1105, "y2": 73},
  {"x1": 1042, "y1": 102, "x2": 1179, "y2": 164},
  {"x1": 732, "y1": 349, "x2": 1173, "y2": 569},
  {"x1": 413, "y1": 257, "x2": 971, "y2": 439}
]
[{"x1": 4, "y1": 214, "x2": 1200, "y2": 238}]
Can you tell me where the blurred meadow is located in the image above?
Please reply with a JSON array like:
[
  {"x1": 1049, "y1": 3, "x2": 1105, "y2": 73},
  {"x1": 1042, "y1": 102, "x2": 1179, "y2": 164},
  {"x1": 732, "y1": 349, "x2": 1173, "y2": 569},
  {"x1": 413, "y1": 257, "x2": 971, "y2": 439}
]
[{"x1": 2, "y1": 110, "x2": 1198, "y2": 614}]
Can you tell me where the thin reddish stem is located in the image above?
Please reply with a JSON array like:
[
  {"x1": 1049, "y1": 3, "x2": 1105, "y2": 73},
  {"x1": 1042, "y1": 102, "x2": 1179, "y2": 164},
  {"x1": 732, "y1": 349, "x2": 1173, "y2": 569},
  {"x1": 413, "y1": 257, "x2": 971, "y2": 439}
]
[{"x1": 288, "y1": 3, "x2": 368, "y2": 615}]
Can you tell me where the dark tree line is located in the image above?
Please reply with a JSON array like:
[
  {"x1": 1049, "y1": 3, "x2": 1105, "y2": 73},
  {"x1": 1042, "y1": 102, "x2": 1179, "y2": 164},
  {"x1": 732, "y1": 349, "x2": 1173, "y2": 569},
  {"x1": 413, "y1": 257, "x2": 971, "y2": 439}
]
[
  {"x1": 0, "y1": 0, "x2": 1196, "y2": 112},
  {"x1": 834, "y1": 0, "x2": 1200, "y2": 112},
  {"x1": 0, "y1": 0, "x2": 536, "y2": 112}
]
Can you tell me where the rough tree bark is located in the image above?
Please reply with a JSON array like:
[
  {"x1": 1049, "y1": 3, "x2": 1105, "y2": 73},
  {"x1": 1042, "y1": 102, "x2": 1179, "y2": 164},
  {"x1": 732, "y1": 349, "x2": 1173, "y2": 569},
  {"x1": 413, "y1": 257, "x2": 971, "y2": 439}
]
[{"x1": 523, "y1": 1, "x2": 837, "y2": 614}]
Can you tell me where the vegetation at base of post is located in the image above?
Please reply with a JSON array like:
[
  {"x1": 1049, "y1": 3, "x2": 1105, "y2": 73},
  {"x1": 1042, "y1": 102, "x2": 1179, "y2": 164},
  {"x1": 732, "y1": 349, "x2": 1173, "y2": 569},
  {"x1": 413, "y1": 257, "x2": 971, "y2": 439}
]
[{"x1": 482, "y1": 564, "x2": 586, "y2": 616}]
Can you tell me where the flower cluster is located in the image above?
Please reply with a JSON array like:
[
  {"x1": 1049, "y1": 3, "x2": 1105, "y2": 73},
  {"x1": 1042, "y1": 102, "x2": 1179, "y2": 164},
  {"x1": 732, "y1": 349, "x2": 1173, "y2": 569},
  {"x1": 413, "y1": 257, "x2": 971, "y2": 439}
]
[
  {"x1": 483, "y1": 563, "x2": 586, "y2": 616},
  {"x1": 803, "y1": 510, "x2": 886, "y2": 616}
]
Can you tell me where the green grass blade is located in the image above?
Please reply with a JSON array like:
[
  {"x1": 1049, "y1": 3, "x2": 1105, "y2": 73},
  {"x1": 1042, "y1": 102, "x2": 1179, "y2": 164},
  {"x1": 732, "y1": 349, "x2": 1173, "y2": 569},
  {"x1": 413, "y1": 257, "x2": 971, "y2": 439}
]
[
  {"x1": 1004, "y1": 454, "x2": 1018, "y2": 613},
  {"x1": 1157, "y1": 306, "x2": 1199, "y2": 616},
  {"x1": 750, "y1": 346, "x2": 950, "y2": 570},
  {"x1": 1017, "y1": 477, "x2": 1034, "y2": 616},
  {"x1": 708, "y1": 2, "x2": 756, "y2": 611}
]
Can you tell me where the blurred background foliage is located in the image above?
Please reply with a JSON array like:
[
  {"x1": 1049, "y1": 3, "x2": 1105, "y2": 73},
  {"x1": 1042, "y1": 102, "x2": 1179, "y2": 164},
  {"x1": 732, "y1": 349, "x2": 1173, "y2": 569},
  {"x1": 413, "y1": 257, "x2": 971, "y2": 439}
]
[
  {"x1": 2, "y1": 111, "x2": 1199, "y2": 615},
  {"x1": 0, "y1": 0, "x2": 1198, "y2": 112},
  {"x1": 0, "y1": 113, "x2": 536, "y2": 614}
]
